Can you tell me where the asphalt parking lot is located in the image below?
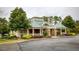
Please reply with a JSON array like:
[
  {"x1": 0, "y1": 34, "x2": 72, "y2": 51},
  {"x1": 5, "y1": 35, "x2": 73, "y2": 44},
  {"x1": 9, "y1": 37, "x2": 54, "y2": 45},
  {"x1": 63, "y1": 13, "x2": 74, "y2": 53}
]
[{"x1": 0, "y1": 36, "x2": 79, "y2": 51}]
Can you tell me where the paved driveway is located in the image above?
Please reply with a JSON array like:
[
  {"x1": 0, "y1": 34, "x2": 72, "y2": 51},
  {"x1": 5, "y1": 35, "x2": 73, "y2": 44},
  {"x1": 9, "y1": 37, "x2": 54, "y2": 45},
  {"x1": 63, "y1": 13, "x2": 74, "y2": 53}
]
[{"x1": 0, "y1": 36, "x2": 79, "y2": 51}]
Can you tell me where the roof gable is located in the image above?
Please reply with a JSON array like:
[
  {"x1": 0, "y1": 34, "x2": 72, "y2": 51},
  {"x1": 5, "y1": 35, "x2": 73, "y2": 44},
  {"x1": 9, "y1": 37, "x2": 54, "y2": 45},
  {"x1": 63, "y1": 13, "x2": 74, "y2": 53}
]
[{"x1": 30, "y1": 17, "x2": 66, "y2": 29}]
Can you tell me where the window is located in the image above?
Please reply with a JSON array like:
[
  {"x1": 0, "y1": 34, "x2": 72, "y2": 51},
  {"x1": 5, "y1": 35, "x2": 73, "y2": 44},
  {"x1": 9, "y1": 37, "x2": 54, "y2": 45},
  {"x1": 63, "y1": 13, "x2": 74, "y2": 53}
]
[
  {"x1": 62, "y1": 29, "x2": 65, "y2": 32},
  {"x1": 34, "y1": 29, "x2": 40, "y2": 33}
]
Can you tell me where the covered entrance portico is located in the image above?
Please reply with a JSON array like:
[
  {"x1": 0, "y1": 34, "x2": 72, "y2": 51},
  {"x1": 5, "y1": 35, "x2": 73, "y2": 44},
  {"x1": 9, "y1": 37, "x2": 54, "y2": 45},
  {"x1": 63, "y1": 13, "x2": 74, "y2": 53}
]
[
  {"x1": 50, "y1": 28, "x2": 67, "y2": 36},
  {"x1": 26, "y1": 21, "x2": 67, "y2": 37},
  {"x1": 27, "y1": 27, "x2": 43, "y2": 37},
  {"x1": 43, "y1": 27, "x2": 67, "y2": 37},
  {"x1": 26, "y1": 27, "x2": 67, "y2": 37}
]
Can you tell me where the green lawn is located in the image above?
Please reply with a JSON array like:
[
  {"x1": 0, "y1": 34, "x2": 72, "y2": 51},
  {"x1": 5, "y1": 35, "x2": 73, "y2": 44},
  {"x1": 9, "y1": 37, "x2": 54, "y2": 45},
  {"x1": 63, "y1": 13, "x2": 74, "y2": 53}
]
[
  {"x1": 0, "y1": 39, "x2": 7, "y2": 43},
  {"x1": 0, "y1": 39, "x2": 27, "y2": 44}
]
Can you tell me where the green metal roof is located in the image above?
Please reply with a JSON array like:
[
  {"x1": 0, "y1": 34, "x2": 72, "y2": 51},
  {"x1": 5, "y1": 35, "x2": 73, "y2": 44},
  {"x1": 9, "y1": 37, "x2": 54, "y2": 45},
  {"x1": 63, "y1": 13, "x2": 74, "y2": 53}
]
[
  {"x1": 31, "y1": 20, "x2": 43, "y2": 28},
  {"x1": 49, "y1": 23, "x2": 66, "y2": 29},
  {"x1": 31, "y1": 18, "x2": 66, "y2": 29}
]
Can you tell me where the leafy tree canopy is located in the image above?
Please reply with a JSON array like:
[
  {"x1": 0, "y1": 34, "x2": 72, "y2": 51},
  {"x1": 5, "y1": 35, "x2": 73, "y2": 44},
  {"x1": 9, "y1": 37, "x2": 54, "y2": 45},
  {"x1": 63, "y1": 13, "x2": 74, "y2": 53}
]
[
  {"x1": 75, "y1": 21, "x2": 79, "y2": 33},
  {"x1": 53, "y1": 16, "x2": 62, "y2": 24},
  {"x1": 43, "y1": 16, "x2": 48, "y2": 22},
  {"x1": 9, "y1": 7, "x2": 31, "y2": 31},
  {"x1": 62, "y1": 15, "x2": 76, "y2": 29},
  {"x1": 0, "y1": 18, "x2": 10, "y2": 37}
]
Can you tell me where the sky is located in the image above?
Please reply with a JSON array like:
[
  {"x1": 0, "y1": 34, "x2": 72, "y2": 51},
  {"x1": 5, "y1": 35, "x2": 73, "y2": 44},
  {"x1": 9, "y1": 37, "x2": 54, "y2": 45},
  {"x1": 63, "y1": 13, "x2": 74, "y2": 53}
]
[{"x1": 0, "y1": 7, "x2": 79, "y2": 21}]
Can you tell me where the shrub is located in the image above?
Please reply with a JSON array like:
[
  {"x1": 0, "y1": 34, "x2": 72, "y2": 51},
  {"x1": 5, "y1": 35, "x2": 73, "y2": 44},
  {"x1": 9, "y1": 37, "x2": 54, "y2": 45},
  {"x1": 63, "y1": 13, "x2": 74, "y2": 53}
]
[
  {"x1": 9, "y1": 35, "x2": 17, "y2": 39},
  {"x1": 68, "y1": 32, "x2": 76, "y2": 36},
  {"x1": 22, "y1": 34, "x2": 32, "y2": 39},
  {"x1": 43, "y1": 31, "x2": 48, "y2": 37},
  {"x1": 1, "y1": 34, "x2": 10, "y2": 39},
  {"x1": 8, "y1": 34, "x2": 17, "y2": 39}
]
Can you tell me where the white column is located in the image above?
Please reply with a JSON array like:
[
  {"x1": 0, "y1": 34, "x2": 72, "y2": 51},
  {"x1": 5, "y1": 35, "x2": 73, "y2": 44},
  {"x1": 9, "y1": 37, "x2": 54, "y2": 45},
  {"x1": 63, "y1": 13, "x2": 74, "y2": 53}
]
[
  {"x1": 40, "y1": 28, "x2": 42, "y2": 36},
  {"x1": 65, "y1": 28, "x2": 66, "y2": 34},
  {"x1": 54, "y1": 29, "x2": 57, "y2": 36},
  {"x1": 60, "y1": 29, "x2": 63, "y2": 35},
  {"x1": 27, "y1": 29, "x2": 29, "y2": 34},
  {"x1": 32, "y1": 28, "x2": 34, "y2": 36},
  {"x1": 41, "y1": 29, "x2": 43, "y2": 36},
  {"x1": 48, "y1": 29, "x2": 50, "y2": 36},
  {"x1": 52, "y1": 29, "x2": 53, "y2": 36}
]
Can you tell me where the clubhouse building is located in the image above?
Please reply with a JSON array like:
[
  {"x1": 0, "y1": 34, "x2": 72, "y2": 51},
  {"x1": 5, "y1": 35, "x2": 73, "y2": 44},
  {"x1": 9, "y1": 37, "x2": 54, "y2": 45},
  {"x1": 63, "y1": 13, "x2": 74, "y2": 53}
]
[{"x1": 26, "y1": 16, "x2": 67, "y2": 37}]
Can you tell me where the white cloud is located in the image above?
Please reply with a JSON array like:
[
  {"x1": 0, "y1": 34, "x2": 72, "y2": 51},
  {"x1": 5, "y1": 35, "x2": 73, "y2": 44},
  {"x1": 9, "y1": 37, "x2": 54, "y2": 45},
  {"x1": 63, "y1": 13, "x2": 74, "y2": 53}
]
[{"x1": 0, "y1": 7, "x2": 79, "y2": 20}]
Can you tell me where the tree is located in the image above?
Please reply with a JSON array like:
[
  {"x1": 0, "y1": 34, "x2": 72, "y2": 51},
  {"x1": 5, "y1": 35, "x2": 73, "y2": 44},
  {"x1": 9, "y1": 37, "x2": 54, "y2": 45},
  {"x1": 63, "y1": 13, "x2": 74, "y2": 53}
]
[
  {"x1": 75, "y1": 21, "x2": 79, "y2": 33},
  {"x1": 62, "y1": 16, "x2": 75, "y2": 28},
  {"x1": 9, "y1": 7, "x2": 31, "y2": 38},
  {"x1": 49, "y1": 16, "x2": 53, "y2": 23},
  {"x1": 62, "y1": 16, "x2": 76, "y2": 32},
  {"x1": 0, "y1": 18, "x2": 10, "y2": 38},
  {"x1": 53, "y1": 16, "x2": 61, "y2": 24},
  {"x1": 43, "y1": 16, "x2": 48, "y2": 22}
]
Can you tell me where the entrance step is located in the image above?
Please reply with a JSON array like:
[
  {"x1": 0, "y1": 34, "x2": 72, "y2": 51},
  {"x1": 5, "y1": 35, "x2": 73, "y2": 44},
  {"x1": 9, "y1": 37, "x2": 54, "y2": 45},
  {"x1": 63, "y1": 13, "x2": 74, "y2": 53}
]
[{"x1": 51, "y1": 36, "x2": 58, "y2": 38}]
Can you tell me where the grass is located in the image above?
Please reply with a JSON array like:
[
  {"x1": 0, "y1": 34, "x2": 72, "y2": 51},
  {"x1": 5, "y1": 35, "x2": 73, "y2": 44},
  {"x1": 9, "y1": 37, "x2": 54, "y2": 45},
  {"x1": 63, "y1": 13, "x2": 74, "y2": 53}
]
[
  {"x1": 0, "y1": 39, "x2": 27, "y2": 44},
  {"x1": 0, "y1": 39, "x2": 7, "y2": 43}
]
